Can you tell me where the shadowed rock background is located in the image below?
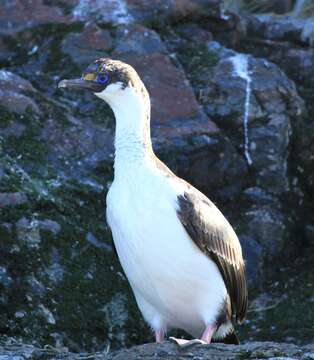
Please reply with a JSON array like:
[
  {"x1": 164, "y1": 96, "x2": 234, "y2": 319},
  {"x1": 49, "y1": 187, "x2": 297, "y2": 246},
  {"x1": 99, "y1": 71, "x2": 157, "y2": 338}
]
[{"x1": 0, "y1": 0, "x2": 313, "y2": 353}]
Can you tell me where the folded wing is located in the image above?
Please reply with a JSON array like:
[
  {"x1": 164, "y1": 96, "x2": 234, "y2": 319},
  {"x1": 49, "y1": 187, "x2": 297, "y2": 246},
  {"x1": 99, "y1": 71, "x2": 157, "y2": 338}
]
[{"x1": 177, "y1": 190, "x2": 248, "y2": 323}]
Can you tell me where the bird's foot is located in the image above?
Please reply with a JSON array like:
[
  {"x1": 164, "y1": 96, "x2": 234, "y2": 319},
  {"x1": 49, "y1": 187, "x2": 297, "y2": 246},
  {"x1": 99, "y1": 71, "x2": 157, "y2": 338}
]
[
  {"x1": 169, "y1": 337, "x2": 207, "y2": 348},
  {"x1": 169, "y1": 324, "x2": 216, "y2": 348}
]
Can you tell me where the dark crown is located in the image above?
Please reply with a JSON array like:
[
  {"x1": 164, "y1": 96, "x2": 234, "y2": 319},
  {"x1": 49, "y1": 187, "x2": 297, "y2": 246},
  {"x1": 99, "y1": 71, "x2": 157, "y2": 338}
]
[{"x1": 82, "y1": 58, "x2": 142, "y2": 91}]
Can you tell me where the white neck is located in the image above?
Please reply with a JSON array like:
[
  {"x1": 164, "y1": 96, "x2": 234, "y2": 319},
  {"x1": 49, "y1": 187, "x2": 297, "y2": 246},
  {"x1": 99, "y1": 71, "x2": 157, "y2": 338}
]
[{"x1": 99, "y1": 86, "x2": 153, "y2": 179}]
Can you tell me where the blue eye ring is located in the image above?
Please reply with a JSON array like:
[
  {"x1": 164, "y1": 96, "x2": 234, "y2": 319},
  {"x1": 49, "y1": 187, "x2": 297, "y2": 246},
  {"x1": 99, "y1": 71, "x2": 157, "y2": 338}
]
[{"x1": 97, "y1": 73, "x2": 110, "y2": 85}]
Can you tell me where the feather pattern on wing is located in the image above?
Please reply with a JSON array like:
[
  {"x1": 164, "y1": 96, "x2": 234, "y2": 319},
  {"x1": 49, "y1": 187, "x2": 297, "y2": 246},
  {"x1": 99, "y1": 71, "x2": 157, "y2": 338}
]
[{"x1": 177, "y1": 190, "x2": 248, "y2": 323}]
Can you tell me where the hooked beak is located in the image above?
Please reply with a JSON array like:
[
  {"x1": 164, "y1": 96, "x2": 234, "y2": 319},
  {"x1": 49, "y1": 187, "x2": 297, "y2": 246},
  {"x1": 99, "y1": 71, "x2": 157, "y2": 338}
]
[{"x1": 58, "y1": 78, "x2": 103, "y2": 92}]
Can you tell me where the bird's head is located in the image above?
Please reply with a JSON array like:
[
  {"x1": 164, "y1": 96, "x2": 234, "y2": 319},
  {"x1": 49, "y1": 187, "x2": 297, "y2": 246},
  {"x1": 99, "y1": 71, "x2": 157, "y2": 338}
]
[{"x1": 58, "y1": 58, "x2": 148, "y2": 108}]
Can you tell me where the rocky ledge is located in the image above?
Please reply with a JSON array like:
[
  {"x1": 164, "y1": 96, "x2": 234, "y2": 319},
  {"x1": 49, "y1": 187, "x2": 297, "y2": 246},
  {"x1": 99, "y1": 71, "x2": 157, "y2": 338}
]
[{"x1": 0, "y1": 340, "x2": 313, "y2": 360}]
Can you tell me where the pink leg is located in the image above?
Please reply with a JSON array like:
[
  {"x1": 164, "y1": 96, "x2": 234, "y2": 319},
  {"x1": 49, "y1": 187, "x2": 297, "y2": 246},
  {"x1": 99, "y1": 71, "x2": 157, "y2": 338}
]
[
  {"x1": 201, "y1": 324, "x2": 216, "y2": 343},
  {"x1": 170, "y1": 324, "x2": 216, "y2": 348},
  {"x1": 155, "y1": 329, "x2": 165, "y2": 343}
]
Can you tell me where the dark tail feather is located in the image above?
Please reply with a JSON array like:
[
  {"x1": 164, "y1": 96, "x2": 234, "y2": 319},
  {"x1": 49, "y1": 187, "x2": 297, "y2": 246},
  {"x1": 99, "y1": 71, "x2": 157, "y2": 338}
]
[
  {"x1": 222, "y1": 330, "x2": 240, "y2": 345},
  {"x1": 213, "y1": 330, "x2": 240, "y2": 345}
]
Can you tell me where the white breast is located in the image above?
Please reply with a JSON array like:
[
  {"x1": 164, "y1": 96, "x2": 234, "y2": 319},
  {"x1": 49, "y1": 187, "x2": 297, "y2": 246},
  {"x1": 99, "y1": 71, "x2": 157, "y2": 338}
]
[{"x1": 106, "y1": 161, "x2": 227, "y2": 337}]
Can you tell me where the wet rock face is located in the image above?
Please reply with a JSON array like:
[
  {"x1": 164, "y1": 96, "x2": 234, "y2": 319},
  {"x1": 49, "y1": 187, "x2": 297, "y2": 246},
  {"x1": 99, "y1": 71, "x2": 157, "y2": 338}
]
[
  {"x1": 239, "y1": 16, "x2": 314, "y2": 163},
  {"x1": 237, "y1": 13, "x2": 314, "y2": 250},
  {"x1": 165, "y1": 28, "x2": 304, "y2": 266},
  {"x1": 166, "y1": 32, "x2": 304, "y2": 194},
  {"x1": 0, "y1": 0, "x2": 310, "y2": 352},
  {"x1": 203, "y1": 54, "x2": 302, "y2": 194}
]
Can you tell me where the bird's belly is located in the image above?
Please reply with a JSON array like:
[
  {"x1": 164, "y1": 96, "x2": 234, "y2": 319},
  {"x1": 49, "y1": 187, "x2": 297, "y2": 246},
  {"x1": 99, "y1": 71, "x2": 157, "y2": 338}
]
[{"x1": 107, "y1": 198, "x2": 227, "y2": 334}]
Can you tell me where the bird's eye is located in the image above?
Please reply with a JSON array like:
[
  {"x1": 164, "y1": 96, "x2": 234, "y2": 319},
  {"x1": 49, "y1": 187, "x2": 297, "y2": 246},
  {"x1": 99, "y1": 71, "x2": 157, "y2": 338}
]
[{"x1": 97, "y1": 74, "x2": 110, "y2": 85}]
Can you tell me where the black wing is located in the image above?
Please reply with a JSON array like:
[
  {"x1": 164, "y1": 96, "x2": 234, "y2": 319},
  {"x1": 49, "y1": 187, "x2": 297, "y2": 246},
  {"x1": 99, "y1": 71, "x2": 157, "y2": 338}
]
[{"x1": 177, "y1": 191, "x2": 248, "y2": 323}]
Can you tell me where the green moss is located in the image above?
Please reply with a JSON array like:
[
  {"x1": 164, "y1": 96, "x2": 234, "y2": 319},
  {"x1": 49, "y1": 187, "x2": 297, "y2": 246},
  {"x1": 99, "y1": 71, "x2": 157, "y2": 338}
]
[
  {"x1": 43, "y1": 0, "x2": 74, "y2": 15},
  {"x1": 238, "y1": 247, "x2": 314, "y2": 344},
  {"x1": 177, "y1": 46, "x2": 219, "y2": 87},
  {"x1": 0, "y1": 20, "x2": 144, "y2": 351},
  {"x1": 0, "y1": 163, "x2": 129, "y2": 349},
  {"x1": 0, "y1": 107, "x2": 46, "y2": 165},
  {"x1": 0, "y1": 105, "x2": 17, "y2": 128},
  {"x1": 3, "y1": 22, "x2": 83, "y2": 76},
  {"x1": 162, "y1": 27, "x2": 219, "y2": 89},
  {"x1": 235, "y1": 349, "x2": 252, "y2": 359}
]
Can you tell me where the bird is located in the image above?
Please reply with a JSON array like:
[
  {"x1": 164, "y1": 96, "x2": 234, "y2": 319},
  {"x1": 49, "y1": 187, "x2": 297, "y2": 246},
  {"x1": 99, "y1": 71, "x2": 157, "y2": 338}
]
[{"x1": 58, "y1": 58, "x2": 248, "y2": 347}]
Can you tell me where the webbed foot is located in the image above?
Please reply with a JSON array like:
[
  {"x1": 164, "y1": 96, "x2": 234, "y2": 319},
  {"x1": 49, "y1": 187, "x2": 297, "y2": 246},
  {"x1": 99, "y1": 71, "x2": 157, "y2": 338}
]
[{"x1": 169, "y1": 337, "x2": 207, "y2": 348}]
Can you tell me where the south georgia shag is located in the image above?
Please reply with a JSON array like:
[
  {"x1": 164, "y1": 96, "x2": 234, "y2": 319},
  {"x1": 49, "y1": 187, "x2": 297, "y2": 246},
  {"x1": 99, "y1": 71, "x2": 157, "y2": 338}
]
[{"x1": 58, "y1": 58, "x2": 248, "y2": 348}]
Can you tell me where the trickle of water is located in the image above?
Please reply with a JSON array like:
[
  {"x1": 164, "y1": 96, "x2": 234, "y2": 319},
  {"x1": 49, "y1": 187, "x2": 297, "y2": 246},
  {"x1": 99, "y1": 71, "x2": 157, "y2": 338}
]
[
  {"x1": 230, "y1": 54, "x2": 253, "y2": 166},
  {"x1": 293, "y1": 0, "x2": 306, "y2": 16}
]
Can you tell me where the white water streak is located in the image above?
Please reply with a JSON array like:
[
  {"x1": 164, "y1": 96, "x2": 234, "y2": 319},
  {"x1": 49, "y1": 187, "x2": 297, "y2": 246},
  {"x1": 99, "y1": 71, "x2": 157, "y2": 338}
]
[
  {"x1": 293, "y1": 0, "x2": 306, "y2": 16},
  {"x1": 230, "y1": 54, "x2": 253, "y2": 166}
]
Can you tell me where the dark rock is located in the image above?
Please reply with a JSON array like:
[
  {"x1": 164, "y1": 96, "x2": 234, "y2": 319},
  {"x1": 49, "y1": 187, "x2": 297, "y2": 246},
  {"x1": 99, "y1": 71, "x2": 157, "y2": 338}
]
[
  {"x1": 106, "y1": 341, "x2": 314, "y2": 360},
  {"x1": 236, "y1": 14, "x2": 314, "y2": 251},
  {"x1": 170, "y1": 0, "x2": 223, "y2": 21},
  {"x1": 0, "y1": 0, "x2": 67, "y2": 35},
  {"x1": 0, "y1": 223, "x2": 13, "y2": 236},
  {"x1": 272, "y1": 0, "x2": 295, "y2": 14},
  {"x1": 173, "y1": 132, "x2": 248, "y2": 199},
  {"x1": 0, "y1": 340, "x2": 313, "y2": 360},
  {"x1": 238, "y1": 16, "x2": 314, "y2": 124},
  {"x1": 240, "y1": 16, "x2": 314, "y2": 92},
  {"x1": 238, "y1": 187, "x2": 288, "y2": 258},
  {"x1": 101, "y1": 293, "x2": 129, "y2": 345},
  {"x1": 0, "y1": 193, "x2": 27, "y2": 208},
  {"x1": 0, "y1": 71, "x2": 40, "y2": 114},
  {"x1": 238, "y1": 16, "x2": 314, "y2": 193},
  {"x1": 304, "y1": 224, "x2": 314, "y2": 246},
  {"x1": 294, "y1": 123, "x2": 314, "y2": 194},
  {"x1": 165, "y1": 27, "x2": 305, "y2": 269},
  {"x1": 70, "y1": 0, "x2": 224, "y2": 26},
  {"x1": 235, "y1": 0, "x2": 294, "y2": 15},
  {"x1": 245, "y1": 204, "x2": 286, "y2": 255},
  {"x1": 16, "y1": 217, "x2": 41, "y2": 248},
  {"x1": 243, "y1": 15, "x2": 314, "y2": 46},
  {"x1": 114, "y1": 25, "x2": 168, "y2": 56},
  {"x1": 240, "y1": 235, "x2": 263, "y2": 285},
  {"x1": 37, "y1": 219, "x2": 61, "y2": 236},
  {"x1": 0, "y1": 38, "x2": 16, "y2": 64},
  {"x1": 168, "y1": 37, "x2": 304, "y2": 194},
  {"x1": 0, "y1": 266, "x2": 13, "y2": 289},
  {"x1": 61, "y1": 24, "x2": 113, "y2": 67},
  {"x1": 0, "y1": 71, "x2": 35, "y2": 93}
]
